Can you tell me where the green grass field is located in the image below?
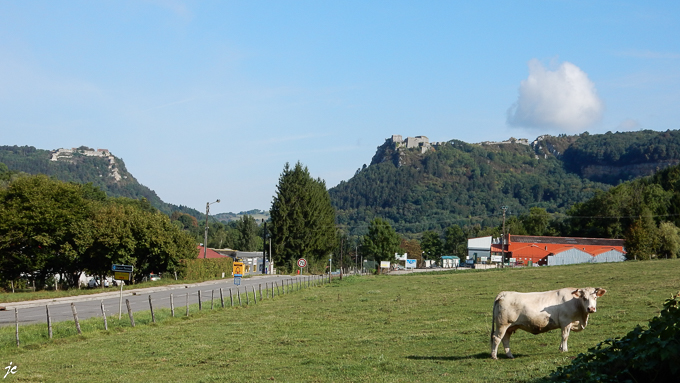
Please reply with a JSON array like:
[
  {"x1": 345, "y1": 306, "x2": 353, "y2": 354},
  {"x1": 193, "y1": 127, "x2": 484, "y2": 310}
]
[{"x1": 2, "y1": 260, "x2": 679, "y2": 382}]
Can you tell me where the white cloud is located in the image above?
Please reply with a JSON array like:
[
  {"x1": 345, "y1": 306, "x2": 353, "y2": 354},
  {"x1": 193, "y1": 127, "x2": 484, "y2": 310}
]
[{"x1": 507, "y1": 59, "x2": 604, "y2": 132}]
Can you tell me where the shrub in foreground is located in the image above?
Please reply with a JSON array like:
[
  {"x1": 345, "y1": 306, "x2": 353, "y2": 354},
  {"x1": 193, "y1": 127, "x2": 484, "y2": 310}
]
[{"x1": 548, "y1": 291, "x2": 680, "y2": 382}]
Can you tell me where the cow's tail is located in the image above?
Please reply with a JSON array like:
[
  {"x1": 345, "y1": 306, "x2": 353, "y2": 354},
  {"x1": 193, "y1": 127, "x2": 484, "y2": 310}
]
[{"x1": 490, "y1": 297, "x2": 499, "y2": 348}]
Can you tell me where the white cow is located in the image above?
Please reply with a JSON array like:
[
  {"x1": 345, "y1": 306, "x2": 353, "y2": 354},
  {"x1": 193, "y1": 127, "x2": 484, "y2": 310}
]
[{"x1": 490, "y1": 287, "x2": 606, "y2": 359}]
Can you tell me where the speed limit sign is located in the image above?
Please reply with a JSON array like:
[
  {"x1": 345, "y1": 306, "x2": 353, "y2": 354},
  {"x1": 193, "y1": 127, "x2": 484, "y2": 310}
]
[{"x1": 297, "y1": 258, "x2": 307, "y2": 268}]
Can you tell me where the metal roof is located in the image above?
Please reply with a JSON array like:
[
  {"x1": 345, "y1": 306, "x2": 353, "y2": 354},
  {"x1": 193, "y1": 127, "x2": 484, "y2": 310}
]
[{"x1": 510, "y1": 235, "x2": 624, "y2": 247}]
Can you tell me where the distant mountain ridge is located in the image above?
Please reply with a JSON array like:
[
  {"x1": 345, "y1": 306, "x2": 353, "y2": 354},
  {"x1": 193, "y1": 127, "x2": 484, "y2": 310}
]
[
  {"x1": 0, "y1": 145, "x2": 202, "y2": 219},
  {"x1": 214, "y1": 209, "x2": 270, "y2": 224},
  {"x1": 330, "y1": 130, "x2": 680, "y2": 236}
]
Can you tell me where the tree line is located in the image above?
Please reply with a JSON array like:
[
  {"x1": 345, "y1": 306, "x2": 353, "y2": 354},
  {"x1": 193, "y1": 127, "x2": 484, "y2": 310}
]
[{"x1": 0, "y1": 169, "x2": 197, "y2": 290}]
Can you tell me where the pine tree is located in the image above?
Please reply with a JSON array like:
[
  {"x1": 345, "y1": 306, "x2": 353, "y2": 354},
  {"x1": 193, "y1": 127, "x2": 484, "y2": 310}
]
[{"x1": 270, "y1": 162, "x2": 337, "y2": 271}]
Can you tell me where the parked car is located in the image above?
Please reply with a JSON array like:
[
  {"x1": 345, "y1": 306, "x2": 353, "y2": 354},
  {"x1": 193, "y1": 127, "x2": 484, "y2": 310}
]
[
  {"x1": 88, "y1": 277, "x2": 110, "y2": 288},
  {"x1": 148, "y1": 273, "x2": 161, "y2": 282}
]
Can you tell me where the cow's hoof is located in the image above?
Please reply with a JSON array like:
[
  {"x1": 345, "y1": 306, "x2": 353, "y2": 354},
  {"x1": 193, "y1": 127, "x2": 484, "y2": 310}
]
[{"x1": 507, "y1": 354, "x2": 515, "y2": 359}]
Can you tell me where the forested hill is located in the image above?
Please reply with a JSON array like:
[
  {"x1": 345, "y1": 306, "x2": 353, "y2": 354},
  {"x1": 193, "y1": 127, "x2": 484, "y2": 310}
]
[
  {"x1": 329, "y1": 129, "x2": 680, "y2": 236},
  {"x1": 0, "y1": 145, "x2": 201, "y2": 218}
]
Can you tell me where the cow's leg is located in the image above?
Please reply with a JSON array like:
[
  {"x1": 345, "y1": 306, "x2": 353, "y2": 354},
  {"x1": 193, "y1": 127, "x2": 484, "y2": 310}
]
[
  {"x1": 491, "y1": 324, "x2": 509, "y2": 359},
  {"x1": 502, "y1": 326, "x2": 517, "y2": 359},
  {"x1": 559, "y1": 325, "x2": 571, "y2": 352}
]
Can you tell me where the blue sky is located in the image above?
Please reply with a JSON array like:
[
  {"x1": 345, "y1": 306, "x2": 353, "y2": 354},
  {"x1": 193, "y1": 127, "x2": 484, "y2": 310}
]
[{"x1": 2, "y1": 1, "x2": 679, "y2": 214}]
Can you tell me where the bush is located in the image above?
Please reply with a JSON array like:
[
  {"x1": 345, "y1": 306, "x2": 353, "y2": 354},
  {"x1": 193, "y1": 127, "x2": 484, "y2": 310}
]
[
  {"x1": 547, "y1": 292, "x2": 680, "y2": 382},
  {"x1": 180, "y1": 258, "x2": 234, "y2": 280}
]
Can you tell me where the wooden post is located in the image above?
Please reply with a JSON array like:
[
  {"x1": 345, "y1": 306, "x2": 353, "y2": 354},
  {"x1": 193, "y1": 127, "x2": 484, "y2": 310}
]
[
  {"x1": 101, "y1": 301, "x2": 108, "y2": 331},
  {"x1": 246, "y1": 289, "x2": 250, "y2": 305},
  {"x1": 220, "y1": 288, "x2": 224, "y2": 308},
  {"x1": 198, "y1": 290, "x2": 202, "y2": 310},
  {"x1": 253, "y1": 286, "x2": 257, "y2": 304},
  {"x1": 272, "y1": 282, "x2": 274, "y2": 298},
  {"x1": 211, "y1": 290, "x2": 214, "y2": 310},
  {"x1": 126, "y1": 299, "x2": 135, "y2": 327},
  {"x1": 170, "y1": 293, "x2": 175, "y2": 317},
  {"x1": 15, "y1": 308, "x2": 19, "y2": 347},
  {"x1": 71, "y1": 303, "x2": 82, "y2": 334},
  {"x1": 229, "y1": 288, "x2": 234, "y2": 307},
  {"x1": 276, "y1": 281, "x2": 280, "y2": 296},
  {"x1": 185, "y1": 293, "x2": 189, "y2": 316},
  {"x1": 148, "y1": 295, "x2": 155, "y2": 323},
  {"x1": 259, "y1": 284, "x2": 262, "y2": 301},
  {"x1": 46, "y1": 305, "x2": 53, "y2": 339},
  {"x1": 238, "y1": 289, "x2": 242, "y2": 306}
]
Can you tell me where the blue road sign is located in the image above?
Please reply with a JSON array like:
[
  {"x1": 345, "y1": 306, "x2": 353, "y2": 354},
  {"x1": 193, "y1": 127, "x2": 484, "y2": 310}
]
[
  {"x1": 112, "y1": 264, "x2": 133, "y2": 273},
  {"x1": 234, "y1": 276, "x2": 242, "y2": 286}
]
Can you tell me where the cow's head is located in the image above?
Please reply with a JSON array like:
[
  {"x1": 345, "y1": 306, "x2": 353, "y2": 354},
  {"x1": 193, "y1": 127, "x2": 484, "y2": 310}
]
[{"x1": 572, "y1": 287, "x2": 606, "y2": 313}]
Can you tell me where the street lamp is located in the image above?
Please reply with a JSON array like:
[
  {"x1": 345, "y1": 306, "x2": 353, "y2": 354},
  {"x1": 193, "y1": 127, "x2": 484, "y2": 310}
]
[{"x1": 204, "y1": 199, "x2": 220, "y2": 259}]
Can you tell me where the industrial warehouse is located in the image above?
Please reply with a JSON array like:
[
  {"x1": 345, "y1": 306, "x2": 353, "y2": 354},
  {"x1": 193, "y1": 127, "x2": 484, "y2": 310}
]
[{"x1": 467, "y1": 235, "x2": 626, "y2": 266}]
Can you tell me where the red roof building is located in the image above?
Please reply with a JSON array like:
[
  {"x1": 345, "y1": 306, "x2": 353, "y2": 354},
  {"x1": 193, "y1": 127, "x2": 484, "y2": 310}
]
[
  {"x1": 196, "y1": 245, "x2": 227, "y2": 259},
  {"x1": 506, "y1": 235, "x2": 626, "y2": 266}
]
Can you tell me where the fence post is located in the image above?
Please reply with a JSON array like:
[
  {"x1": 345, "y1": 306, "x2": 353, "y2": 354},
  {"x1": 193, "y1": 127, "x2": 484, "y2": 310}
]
[
  {"x1": 71, "y1": 303, "x2": 82, "y2": 335},
  {"x1": 229, "y1": 288, "x2": 234, "y2": 307},
  {"x1": 15, "y1": 308, "x2": 19, "y2": 347},
  {"x1": 126, "y1": 299, "x2": 135, "y2": 327},
  {"x1": 211, "y1": 290, "x2": 214, "y2": 310},
  {"x1": 148, "y1": 295, "x2": 155, "y2": 323},
  {"x1": 101, "y1": 301, "x2": 108, "y2": 330},
  {"x1": 259, "y1": 284, "x2": 262, "y2": 301},
  {"x1": 46, "y1": 305, "x2": 53, "y2": 339},
  {"x1": 198, "y1": 290, "x2": 202, "y2": 311},
  {"x1": 246, "y1": 289, "x2": 250, "y2": 305},
  {"x1": 186, "y1": 293, "x2": 189, "y2": 316},
  {"x1": 220, "y1": 288, "x2": 224, "y2": 308},
  {"x1": 253, "y1": 286, "x2": 257, "y2": 304},
  {"x1": 170, "y1": 293, "x2": 175, "y2": 317}
]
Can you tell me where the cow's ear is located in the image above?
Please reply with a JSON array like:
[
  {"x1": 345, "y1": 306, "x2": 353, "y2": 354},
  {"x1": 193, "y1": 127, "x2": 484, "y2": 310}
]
[
  {"x1": 595, "y1": 288, "x2": 607, "y2": 297},
  {"x1": 571, "y1": 289, "x2": 582, "y2": 298}
]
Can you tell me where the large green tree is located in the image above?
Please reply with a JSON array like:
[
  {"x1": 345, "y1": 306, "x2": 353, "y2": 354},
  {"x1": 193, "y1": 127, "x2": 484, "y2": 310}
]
[
  {"x1": 443, "y1": 225, "x2": 466, "y2": 256},
  {"x1": 0, "y1": 175, "x2": 105, "y2": 287},
  {"x1": 420, "y1": 231, "x2": 443, "y2": 260},
  {"x1": 361, "y1": 218, "x2": 400, "y2": 273},
  {"x1": 270, "y1": 162, "x2": 337, "y2": 271}
]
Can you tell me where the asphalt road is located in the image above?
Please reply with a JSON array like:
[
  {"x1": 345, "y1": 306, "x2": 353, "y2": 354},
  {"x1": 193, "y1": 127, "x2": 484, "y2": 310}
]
[{"x1": 0, "y1": 274, "x2": 320, "y2": 327}]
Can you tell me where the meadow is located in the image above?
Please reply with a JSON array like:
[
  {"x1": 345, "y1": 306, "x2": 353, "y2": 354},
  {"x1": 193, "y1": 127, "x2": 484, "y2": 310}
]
[{"x1": 1, "y1": 259, "x2": 679, "y2": 382}]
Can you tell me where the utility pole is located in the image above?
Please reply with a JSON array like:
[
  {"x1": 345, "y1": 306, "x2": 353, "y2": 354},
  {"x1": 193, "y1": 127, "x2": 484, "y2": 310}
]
[
  {"x1": 501, "y1": 206, "x2": 508, "y2": 268},
  {"x1": 262, "y1": 220, "x2": 267, "y2": 274},
  {"x1": 204, "y1": 199, "x2": 220, "y2": 258}
]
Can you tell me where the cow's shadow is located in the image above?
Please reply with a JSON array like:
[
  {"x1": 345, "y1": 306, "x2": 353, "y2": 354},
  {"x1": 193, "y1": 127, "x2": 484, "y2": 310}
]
[{"x1": 406, "y1": 352, "x2": 526, "y2": 361}]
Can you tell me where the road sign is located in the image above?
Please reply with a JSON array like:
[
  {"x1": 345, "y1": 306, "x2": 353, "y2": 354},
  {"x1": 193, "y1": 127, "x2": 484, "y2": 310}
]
[
  {"x1": 112, "y1": 264, "x2": 133, "y2": 273},
  {"x1": 114, "y1": 271, "x2": 132, "y2": 281},
  {"x1": 234, "y1": 277, "x2": 241, "y2": 286},
  {"x1": 233, "y1": 262, "x2": 244, "y2": 276},
  {"x1": 297, "y1": 258, "x2": 307, "y2": 268}
]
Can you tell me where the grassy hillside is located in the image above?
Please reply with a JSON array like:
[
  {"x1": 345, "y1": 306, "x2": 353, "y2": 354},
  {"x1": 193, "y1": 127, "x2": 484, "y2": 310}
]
[{"x1": 2, "y1": 259, "x2": 679, "y2": 382}]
